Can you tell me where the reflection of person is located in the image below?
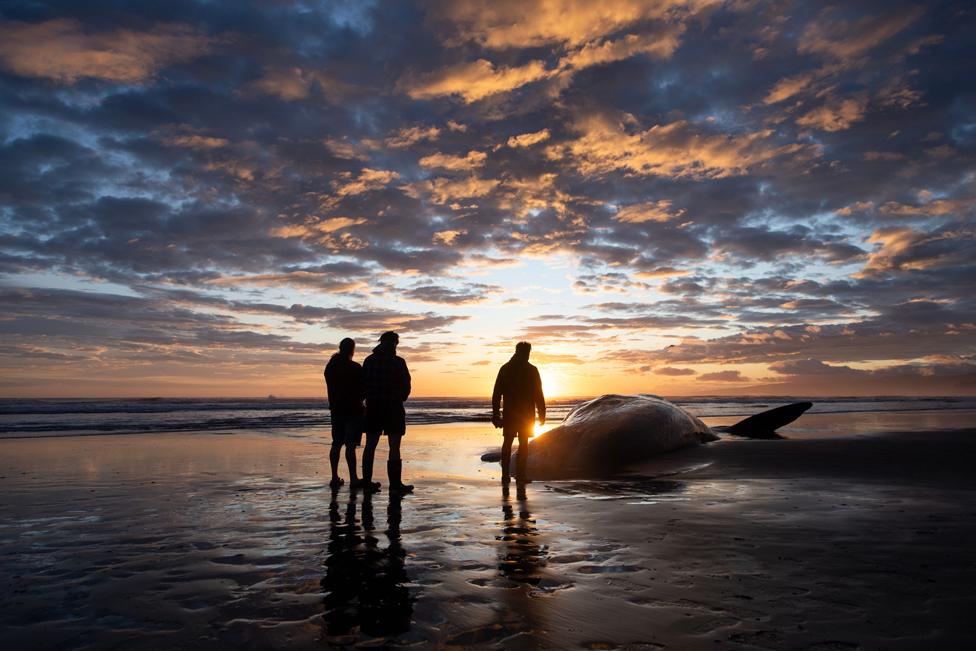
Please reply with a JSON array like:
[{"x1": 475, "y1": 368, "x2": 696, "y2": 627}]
[
  {"x1": 362, "y1": 331, "x2": 414, "y2": 494},
  {"x1": 498, "y1": 483, "x2": 546, "y2": 585},
  {"x1": 324, "y1": 338, "x2": 371, "y2": 490},
  {"x1": 320, "y1": 491, "x2": 413, "y2": 643},
  {"x1": 491, "y1": 342, "x2": 546, "y2": 483}
]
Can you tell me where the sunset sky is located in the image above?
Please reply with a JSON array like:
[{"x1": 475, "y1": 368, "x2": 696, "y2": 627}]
[{"x1": 1, "y1": 1, "x2": 974, "y2": 398}]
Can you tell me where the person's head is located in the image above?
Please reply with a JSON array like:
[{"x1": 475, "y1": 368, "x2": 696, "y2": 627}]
[
  {"x1": 338, "y1": 337, "x2": 355, "y2": 358},
  {"x1": 379, "y1": 330, "x2": 399, "y2": 349},
  {"x1": 514, "y1": 341, "x2": 531, "y2": 361}
]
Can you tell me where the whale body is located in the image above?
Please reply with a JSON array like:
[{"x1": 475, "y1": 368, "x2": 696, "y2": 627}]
[{"x1": 487, "y1": 394, "x2": 813, "y2": 479}]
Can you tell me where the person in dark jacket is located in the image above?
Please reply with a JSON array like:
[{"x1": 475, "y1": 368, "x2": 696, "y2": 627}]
[
  {"x1": 324, "y1": 338, "x2": 374, "y2": 490},
  {"x1": 492, "y1": 341, "x2": 546, "y2": 484},
  {"x1": 362, "y1": 331, "x2": 414, "y2": 494}
]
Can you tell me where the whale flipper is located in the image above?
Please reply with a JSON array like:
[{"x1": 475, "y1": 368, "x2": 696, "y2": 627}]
[{"x1": 717, "y1": 401, "x2": 813, "y2": 439}]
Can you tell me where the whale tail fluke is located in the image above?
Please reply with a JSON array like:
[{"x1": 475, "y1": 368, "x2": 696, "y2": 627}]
[{"x1": 717, "y1": 401, "x2": 813, "y2": 439}]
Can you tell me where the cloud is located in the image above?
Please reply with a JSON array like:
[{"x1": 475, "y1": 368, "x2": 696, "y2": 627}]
[
  {"x1": 427, "y1": 0, "x2": 711, "y2": 49},
  {"x1": 796, "y1": 95, "x2": 868, "y2": 132},
  {"x1": 419, "y1": 150, "x2": 488, "y2": 171},
  {"x1": 551, "y1": 114, "x2": 811, "y2": 179},
  {"x1": 698, "y1": 370, "x2": 747, "y2": 382},
  {"x1": 556, "y1": 27, "x2": 684, "y2": 69},
  {"x1": 402, "y1": 58, "x2": 550, "y2": 102},
  {"x1": 406, "y1": 175, "x2": 500, "y2": 204},
  {"x1": 385, "y1": 125, "x2": 442, "y2": 148},
  {"x1": 0, "y1": 19, "x2": 212, "y2": 83},
  {"x1": 333, "y1": 168, "x2": 400, "y2": 196},
  {"x1": 798, "y1": 7, "x2": 925, "y2": 59},
  {"x1": 401, "y1": 283, "x2": 500, "y2": 304},
  {"x1": 248, "y1": 67, "x2": 315, "y2": 100},
  {"x1": 507, "y1": 129, "x2": 551, "y2": 148},
  {"x1": 160, "y1": 134, "x2": 228, "y2": 149},
  {"x1": 763, "y1": 71, "x2": 817, "y2": 105},
  {"x1": 614, "y1": 200, "x2": 684, "y2": 223},
  {"x1": 655, "y1": 366, "x2": 696, "y2": 376},
  {"x1": 857, "y1": 225, "x2": 973, "y2": 277}
]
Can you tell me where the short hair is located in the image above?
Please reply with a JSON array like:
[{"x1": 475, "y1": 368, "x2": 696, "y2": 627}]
[
  {"x1": 515, "y1": 341, "x2": 531, "y2": 354},
  {"x1": 379, "y1": 330, "x2": 399, "y2": 344},
  {"x1": 338, "y1": 338, "x2": 355, "y2": 354}
]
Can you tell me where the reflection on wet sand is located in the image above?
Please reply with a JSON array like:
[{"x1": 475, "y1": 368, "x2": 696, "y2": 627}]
[
  {"x1": 497, "y1": 483, "x2": 548, "y2": 586},
  {"x1": 320, "y1": 489, "x2": 413, "y2": 644}
]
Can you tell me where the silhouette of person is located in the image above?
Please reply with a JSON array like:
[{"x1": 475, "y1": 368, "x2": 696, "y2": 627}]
[
  {"x1": 492, "y1": 341, "x2": 546, "y2": 484},
  {"x1": 324, "y1": 337, "x2": 376, "y2": 490},
  {"x1": 362, "y1": 331, "x2": 414, "y2": 494}
]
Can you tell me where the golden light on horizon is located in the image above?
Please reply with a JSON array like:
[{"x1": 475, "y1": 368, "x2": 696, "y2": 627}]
[{"x1": 538, "y1": 367, "x2": 564, "y2": 399}]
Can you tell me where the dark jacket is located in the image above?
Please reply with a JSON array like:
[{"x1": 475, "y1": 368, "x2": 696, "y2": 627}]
[
  {"x1": 362, "y1": 342, "x2": 411, "y2": 408},
  {"x1": 324, "y1": 354, "x2": 365, "y2": 417},
  {"x1": 492, "y1": 355, "x2": 545, "y2": 425}
]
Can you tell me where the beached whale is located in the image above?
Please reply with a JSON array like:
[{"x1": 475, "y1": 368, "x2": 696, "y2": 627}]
[{"x1": 483, "y1": 394, "x2": 813, "y2": 479}]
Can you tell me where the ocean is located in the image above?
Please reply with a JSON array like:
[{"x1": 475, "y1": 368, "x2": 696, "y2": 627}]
[{"x1": 2, "y1": 396, "x2": 974, "y2": 438}]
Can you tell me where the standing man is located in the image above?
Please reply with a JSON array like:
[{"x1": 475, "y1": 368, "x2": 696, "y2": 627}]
[
  {"x1": 492, "y1": 341, "x2": 546, "y2": 484},
  {"x1": 362, "y1": 331, "x2": 414, "y2": 494},
  {"x1": 324, "y1": 337, "x2": 370, "y2": 490}
]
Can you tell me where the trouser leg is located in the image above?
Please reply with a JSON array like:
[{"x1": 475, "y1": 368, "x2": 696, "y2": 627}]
[
  {"x1": 345, "y1": 444, "x2": 359, "y2": 482},
  {"x1": 515, "y1": 433, "x2": 529, "y2": 482},
  {"x1": 362, "y1": 433, "x2": 379, "y2": 484},
  {"x1": 329, "y1": 443, "x2": 342, "y2": 480},
  {"x1": 388, "y1": 432, "x2": 402, "y2": 464},
  {"x1": 500, "y1": 435, "x2": 514, "y2": 481}
]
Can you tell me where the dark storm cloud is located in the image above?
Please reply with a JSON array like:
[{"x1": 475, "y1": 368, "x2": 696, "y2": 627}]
[{"x1": 0, "y1": 0, "x2": 974, "y2": 389}]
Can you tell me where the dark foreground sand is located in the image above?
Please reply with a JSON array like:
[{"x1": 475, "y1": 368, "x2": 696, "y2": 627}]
[{"x1": 1, "y1": 412, "x2": 974, "y2": 650}]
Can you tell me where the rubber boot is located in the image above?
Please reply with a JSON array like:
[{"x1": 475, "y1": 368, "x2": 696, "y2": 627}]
[
  {"x1": 388, "y1": 460, "x2": 414, "y2": 494},
  {"x1": 359, "y1": 454, "x2": 381, "y2": 494}
]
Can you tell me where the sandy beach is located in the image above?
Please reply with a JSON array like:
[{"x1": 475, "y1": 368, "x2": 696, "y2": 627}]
[{"x1": 2, "y1": 411, "x2": 974, "y2": 650}]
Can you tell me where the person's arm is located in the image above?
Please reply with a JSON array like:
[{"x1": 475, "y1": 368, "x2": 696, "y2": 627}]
[
  {"x1": 324, "y1": 364, "x2": 334, "y2": 410},
  {"x1": 534, "y1": 367, "x2": 546, "y2": 425},
  {"x1": 491, "y1": 367, "x2": 504, "y2": 428},
  {"x1": 400, "y1": 358, "x2": 411, "y2": 402}
]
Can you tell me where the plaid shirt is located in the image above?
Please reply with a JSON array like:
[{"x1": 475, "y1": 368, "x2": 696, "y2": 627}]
[{"x1": 362, "y1": 346, "x2": 411, "y2": 407}]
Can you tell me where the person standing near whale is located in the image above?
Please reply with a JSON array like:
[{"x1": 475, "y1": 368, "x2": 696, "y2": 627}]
[
  {"x1": 362, "y1": 331, "x2": 414, "y2": 494},
  {"x1": 491, "y1": 341, "x2": 546, "y2": 484},
  {"x1": 324, "y1": 337, "x2": 367, "y2": 490}
]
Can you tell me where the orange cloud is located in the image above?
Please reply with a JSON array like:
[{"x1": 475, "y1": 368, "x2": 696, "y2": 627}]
[
  {"x1": 161, "y1": 134, "x2": 228, "y2": 149},
  {"x1": 796, "y1": 95, "x2": 868, "y2": 132},
  {"x1": 614, "y1": 200, "x2": 684, "y2": 223},
  {"x1": 763, "y1": 71, "x2": 816, "y2": 104},
  {"x1": 557, "y1": 28, "x2": 684, "y2": 69},
  {"x1": 406, "y1": 176, "x2": 500, "y2": 204},
  {"x1": 385, "y1": 125, "x2": 442, "y2": 148},
  {"x1": 419, "y1": 150, "x2": 487, "y2": 171},
  {"x1": 333, "y1": 168, "x2": 399, "y2": 197},
  {"x1": 0, "y1": 19, "x2": 212, "y2": 83},
  {"x1": 402, "y1": 58, "x2": 550, "y2": 103},
  {"x1": 270, "y1": 217, "x2": 367, "y2": 238},
  {"x1": 507, "y1": 129, "x2": 551, "y2": 148},
  {"x1": 429, "y1": 0, "x2": 713, "y2": 49},
  {"x1": 552, "y1": 114, "x2": 809, "y2": 179},
  {"x1": 856, "y1": 227, "x2": 955, "y2": 277},
  {"x1": 798, "y1": 7, "x2": 924, "y2": 59},
  {"x1": 249, "y1": 67, "x2": 312, "y2": 100}
]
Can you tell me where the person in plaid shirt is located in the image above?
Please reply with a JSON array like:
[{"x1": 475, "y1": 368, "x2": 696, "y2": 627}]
[{"x1": 361, "y1": 331, "x2": 414, "y2": 494}]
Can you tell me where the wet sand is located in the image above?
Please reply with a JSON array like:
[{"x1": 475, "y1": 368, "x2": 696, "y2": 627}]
[{"x1": 1, "y1": 412, "x2": 974, "y2": 649}]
